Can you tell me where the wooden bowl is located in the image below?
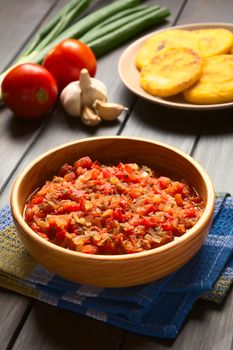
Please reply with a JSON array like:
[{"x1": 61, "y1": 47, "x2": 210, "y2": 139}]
[{"x1": 11, "y1": 136, "x2": 215, "y2": 287}]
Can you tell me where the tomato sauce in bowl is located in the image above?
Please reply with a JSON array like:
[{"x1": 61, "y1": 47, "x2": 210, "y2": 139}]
[{"x1": 24, "y1": 156, "x2": 204, "y2": 255}]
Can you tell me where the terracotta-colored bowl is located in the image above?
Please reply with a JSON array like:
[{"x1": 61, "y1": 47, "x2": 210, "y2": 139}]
[{"x1": 11, "y1": 136, "x2": 215, "y2": 287}]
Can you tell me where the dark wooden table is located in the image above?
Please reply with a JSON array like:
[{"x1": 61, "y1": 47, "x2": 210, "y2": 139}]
[{"x1": 1, "y1": 0, "x2": 233, "y2": 349}]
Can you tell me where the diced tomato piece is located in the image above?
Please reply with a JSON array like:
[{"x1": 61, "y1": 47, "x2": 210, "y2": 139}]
[
  {"x1": 167, "y1": 181, "x2": 185, "y2": 195},
  {"x1": 24, "y1": 208, "x2": 34, "y2": 222},
  {"x1": 56, "y1": 229, "x2": 67, "y2": 240},
  {"x1": 75, "y1": 166, "x2": 85, "y2": 176},
  {"x1": 100, "y1": 240, "x2": 115, "y2": 254},
  {"x1": 56, "y1": 201, "x2": 80, "y2": 214},
  {"x1": 60, "y1": 163, "x2": 73, "y2": 176},
  {"x1": 125, "y1": 164, "x2": 134, "y2": 173},
  {"x1": 79, "y1": 197, "x2": 86, "y2": 211},
  {"x1": 47, "y1": 215, "x2": 68, "y2": 231},
  {"x1": 192, "y1": 196, "x2": 203, "y2": 203},
  {"x1": 140, "y1": 217, "x2": 157, "y2": 228},
  {"x1": 30, "y1": 196, "x2": 45, "y2": 204},
  {"x1": 74, "y1": 156, "x2": 93, "y2": 169},
  {"x1": 91, "y1": 168, "x2": 100, "y2": 180},
  {"x1": 82, "y1": 245, "x2": 98, "y2": 254},
  {"x1": 144, "y1": 204, "x2": 155, "y2": 215},
  {"x1": 175, "y1": 193, "x2": 183, "y2": 205},
  {"x1": 117, "y1": 162, "x2": 124, "y2": 169},
  {"x1": 159, "y1": 176, "x2": 171, "y2": 189},
  {"x1": 113, "y1": 208, "x2": 124, "y2": 222},
  {"x1": 184, "y1": 207, "x2": 197, "y2": 218},
  {"x1": 161, "y1": 222, "x2": 174, "y2": 231},
  {"x1": 102, "y1": 168, "x2": 111, "y2": 178},
  {"x1": 63, "y1": 171, "x2": 76, "y2": 182}
]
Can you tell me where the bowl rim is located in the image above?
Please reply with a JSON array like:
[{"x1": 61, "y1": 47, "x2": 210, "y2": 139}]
[{"x1": 11, "y1": 135, "x2": 216, "y2": 261}]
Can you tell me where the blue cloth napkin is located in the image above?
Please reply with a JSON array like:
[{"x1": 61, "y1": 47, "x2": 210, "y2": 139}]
[{"x1": 0, "y1": 193, "x2": 233, "y2": 339}]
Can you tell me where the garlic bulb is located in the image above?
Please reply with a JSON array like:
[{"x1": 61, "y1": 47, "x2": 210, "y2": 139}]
[
  {"x1": 79, "y1": 68, "x2": 107, "y2": 107},
  {"x1": 60, "y1": 68, "x2": 127, "y2": 126},
  {"x1": 60, "y1": 81, "x2": 82, "y2": 117}
]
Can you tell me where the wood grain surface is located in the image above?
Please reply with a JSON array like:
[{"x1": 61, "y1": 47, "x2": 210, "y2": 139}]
[{"x1": 0, "y1": 0, "x2": 233, "y2": 349}]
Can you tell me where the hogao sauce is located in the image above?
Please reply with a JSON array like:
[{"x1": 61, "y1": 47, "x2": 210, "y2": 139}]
[{"x1": 24, "y1": 157, "x2": 204, "y2": 255}]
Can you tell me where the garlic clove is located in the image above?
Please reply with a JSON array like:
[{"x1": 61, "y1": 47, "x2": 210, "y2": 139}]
[
  {"x1": 79, "y1": 68, "x2": 108, "y2": 107},
  {"x1": 81, "y1": 106, "x2": 101, "y2": 126},
  {"x1": 93, "y1": 100, "x2": 128, "y2": 121},
  {"x1": 60, "y1": 81, "x2": 82, "y2": 117},
  {"x1": 79, "y1": 68, "x2": 92, "y2": 91}
]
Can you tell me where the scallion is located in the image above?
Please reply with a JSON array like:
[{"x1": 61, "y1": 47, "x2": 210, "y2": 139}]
[
  {"x1": 80, "y1": 5, "x2": 161, "y2": 44},
  {"x1": 0, "y1": 0, "x2": 171, "y2": 102},
  {"x1": 86, "y1": 7, "x2": 171, "y2": 57},
  {"x1": 24, "y1": 0, "x2": 92, "y2": 56}
]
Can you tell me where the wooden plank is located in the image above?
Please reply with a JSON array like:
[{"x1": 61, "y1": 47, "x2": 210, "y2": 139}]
[
  {"x1": 122, "y1": 291, "x2": 233, "y2": 350},
  {"x1": 0, "y1": 114, "x2": 44, "y2": 192},
  {"x1": 121, "y1": 98, "x2": 196, "y2": 153},
  {"x1": 177, "y1": 0, "x2": 233, "y2": 24},
  {"x1": 12, "y1": 302, "x2": 124, "y2": 350},
  {"x1": 0, "y1": 290, "x2": 33, "y2": 350},
  {"x1": 0, "y1": 0, "x2": 55, "y2": 71},
  {"x1": 193, "y1": 133, "x2": 233, "y2": 194}
]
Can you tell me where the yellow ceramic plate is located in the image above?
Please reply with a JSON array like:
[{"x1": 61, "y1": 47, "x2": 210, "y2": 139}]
[{"x1": 118, "y1": 22, "x2": 233, "y2": 110}]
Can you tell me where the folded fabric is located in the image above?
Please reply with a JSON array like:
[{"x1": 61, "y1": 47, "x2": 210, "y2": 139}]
[{"x1": 0, "y1": 192, "x2": 233, "y2": 339}]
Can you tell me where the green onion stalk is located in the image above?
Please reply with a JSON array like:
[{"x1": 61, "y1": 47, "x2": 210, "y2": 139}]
[{"x1": 0, "y1": 0, "x2": 170, "y2": 102}]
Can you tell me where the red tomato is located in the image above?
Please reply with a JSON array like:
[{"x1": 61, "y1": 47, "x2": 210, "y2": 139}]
[
  {"x1": 43, "y1": 39, "x2": 97, "y2": 91},
  {"x1": 2, "y1": 63, "x2": 58, "y2": 119}
]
